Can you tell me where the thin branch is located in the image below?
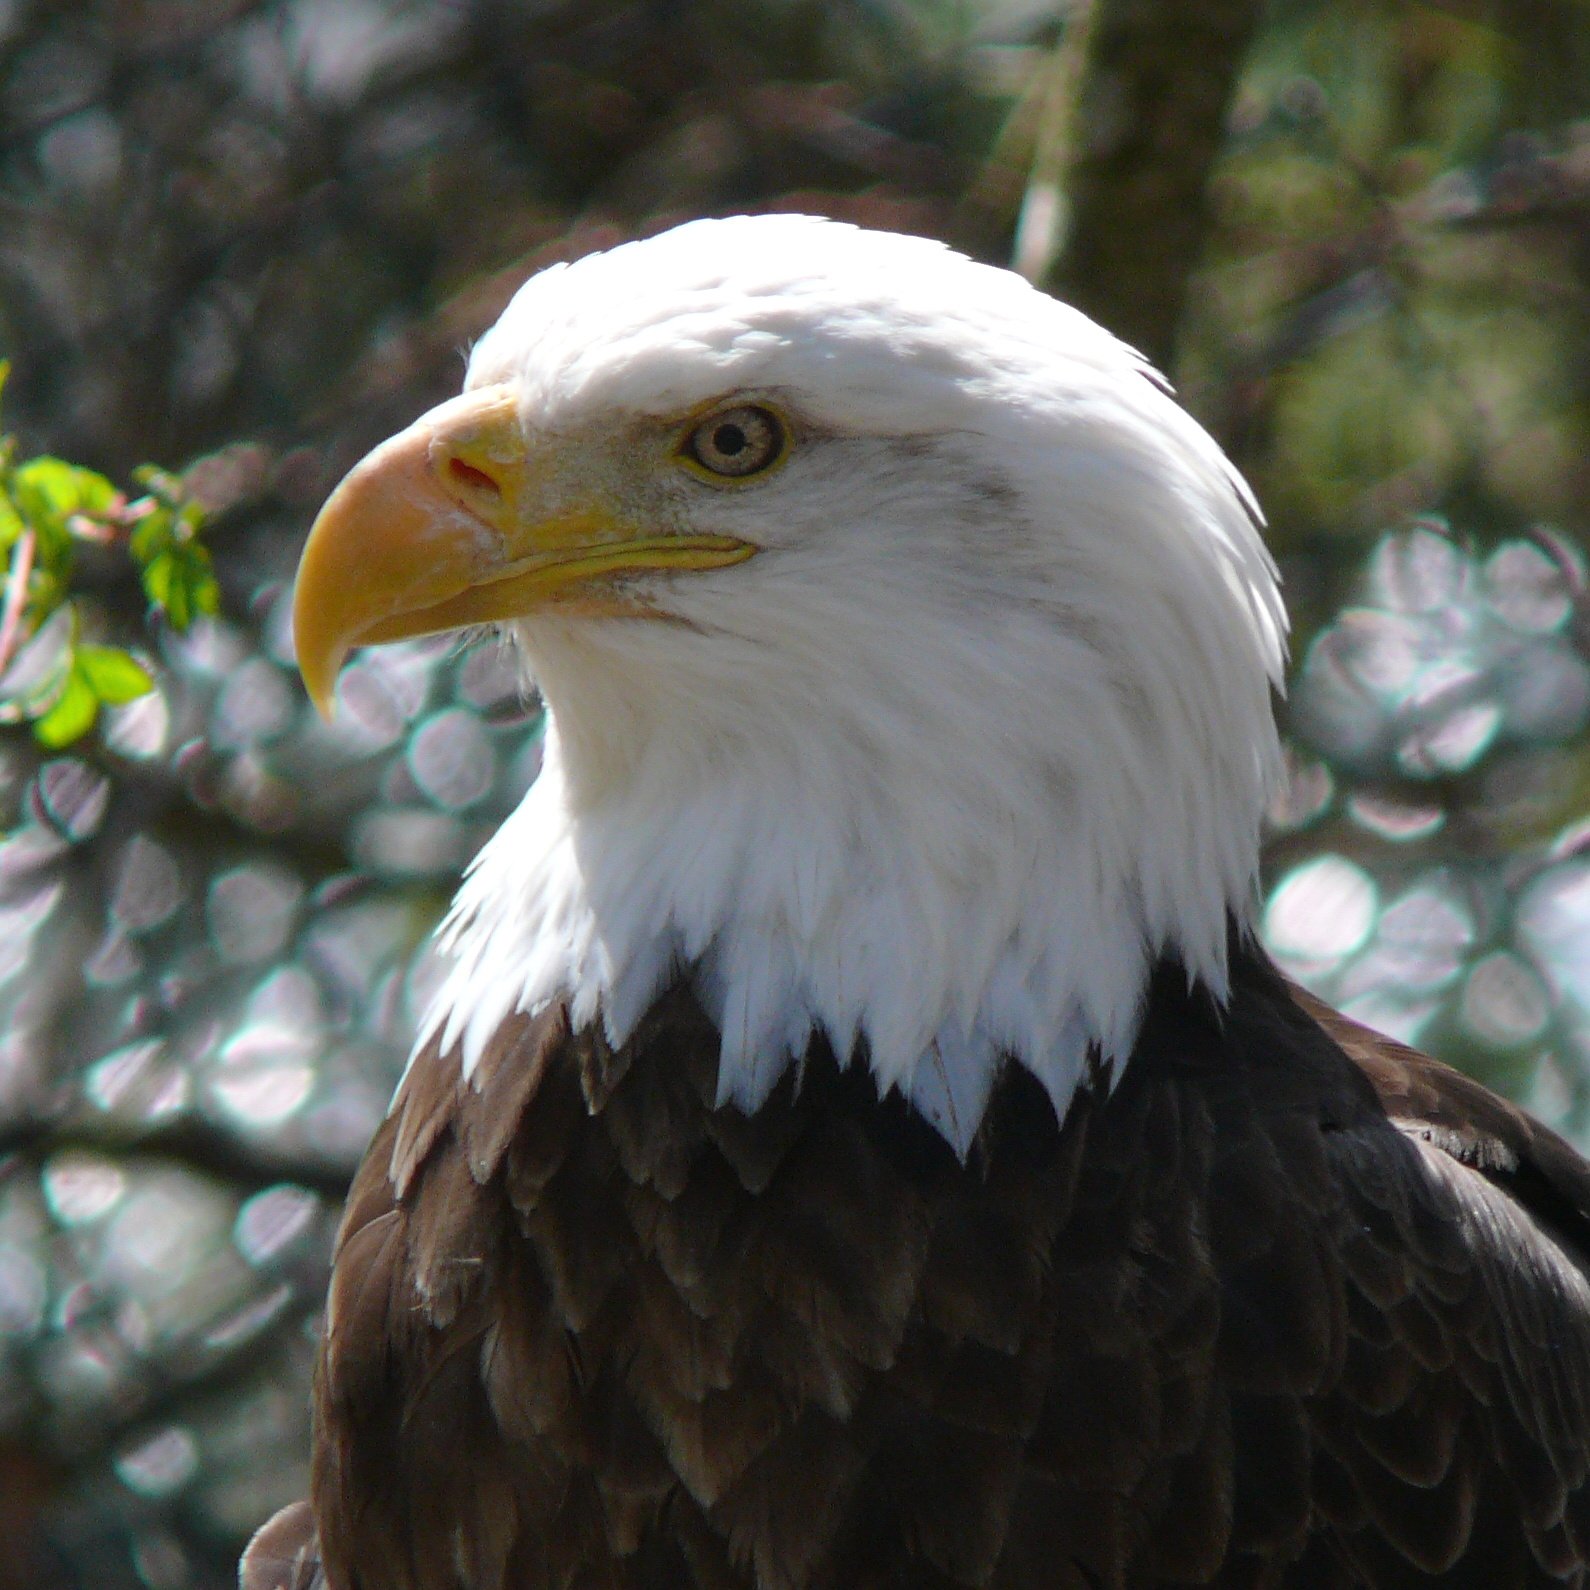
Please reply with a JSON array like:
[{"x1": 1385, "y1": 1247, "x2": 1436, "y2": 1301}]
[
  {"x1": 1010, "y1": 0, "x2": 1101, "y2": 285},
  {"x1": 0, "y1": 1114, "x2": 355, "y2": 1203},
  {"x1": 0, "y1": 525, "x2": 36, "y2": 678}
]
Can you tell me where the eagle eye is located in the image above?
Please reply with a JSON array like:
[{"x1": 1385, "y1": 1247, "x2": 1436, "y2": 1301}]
[{"x1": 682, "y1": 405, "x2": 787, "y2": 480}]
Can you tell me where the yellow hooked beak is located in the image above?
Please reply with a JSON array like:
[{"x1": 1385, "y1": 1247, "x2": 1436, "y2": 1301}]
[{"x1": 292, "y1": 382, "x2": 757, "y2": 719}]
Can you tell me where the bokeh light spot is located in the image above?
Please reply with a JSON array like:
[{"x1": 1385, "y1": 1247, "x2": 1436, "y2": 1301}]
[
  {"x1": 103, "y1": 687, "x2": 170, "y2": 760},
  {"x1": 234, "y1": 1185, "x2": 319, "y2": 1267},
  {"x1": 1263, "y1": 855, "x2": 1378, "y2": 965},
  {"x1": 112, "y1": 834, "x2": 183, "y2": 933},
  {"x1": 208, "y1": 865, "x2": 304, "y2": 965},
  {"x1": 1369, "y1": 525, "x2": 1467, "y2": 613},
  {"x1": 212, "y1": 657, "x2": 295, "y2": 750},
  {"x1": 85, "y1": 1039, "x2": 190, "y2": 1124},
  {"x1": 1346, "y1": 792, "x2": 1445, "y2": 841},
  {"x1": 36, "y1": 758, "x2": 110, "y2": 841},
  {"x1": 456, "y1": 642, "x2": 522, "y2": 711},
  {"x1": 351, "y1": 807, "x2": 466, "y2": 876},
  {"x1": 407, "y1": 707, "x2": 493, "y2": 810},
  {"x1": 115, "y1": 1425, "x2": 200, "y2": 1498},
  {"x1": 1462, "y1": 952, "x2": 1551, "y2": 1048},
  {"x1": 1516, "y1": 860, "x2": 1590, "y2": 1007},
  {"x1": 44, "y1": 1152, "x2": 127, "y2": 1225},
  {"x1": 1485, "y1": 541, "x2": 1573, "y2": 633}
]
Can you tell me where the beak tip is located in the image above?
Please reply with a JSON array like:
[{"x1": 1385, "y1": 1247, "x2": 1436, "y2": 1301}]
[{"x1": 294, "y1": 639, "x2": 345, "y2": 726}]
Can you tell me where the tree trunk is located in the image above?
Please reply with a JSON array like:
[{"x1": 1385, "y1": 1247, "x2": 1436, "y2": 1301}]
[{"x1": 1053, "y1": 0, "x2": 1266, "y2": 370}]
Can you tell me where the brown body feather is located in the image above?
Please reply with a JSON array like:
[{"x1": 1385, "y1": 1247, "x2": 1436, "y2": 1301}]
[{"x1": 251, "y1": 940, "x2": 1590, "y2": 1590}]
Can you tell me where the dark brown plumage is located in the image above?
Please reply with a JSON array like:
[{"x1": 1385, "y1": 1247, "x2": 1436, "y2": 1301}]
[{"x1": 242, "y1": 936, "x2": 1590, "y2": 1590}]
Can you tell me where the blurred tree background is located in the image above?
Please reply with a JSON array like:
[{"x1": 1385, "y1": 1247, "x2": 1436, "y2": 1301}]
[{"x1": 0, "y1": 0, "x2": 1587, "y2": 1583}]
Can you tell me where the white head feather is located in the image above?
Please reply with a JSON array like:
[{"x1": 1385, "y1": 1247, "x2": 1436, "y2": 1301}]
[{"x1": 422, "y1": 214, "x2": 1287, "y2": 1154}]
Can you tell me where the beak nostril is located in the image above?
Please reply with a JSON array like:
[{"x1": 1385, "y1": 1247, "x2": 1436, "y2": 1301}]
[{"x1": 447, "y1": 458, "x2": 502, "y2": 497}]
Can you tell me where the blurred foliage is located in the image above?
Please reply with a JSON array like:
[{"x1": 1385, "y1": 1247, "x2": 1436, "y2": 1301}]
[
  {"x1": 0, "y1": 0, "x2": 1588, "y2": 1587},
  {"x1": 1179, "y1": 0, "x2": 1590, "y2": 552},
  {"x1": 0, "y1": 375, "x2": 232, "y2": 754},
  {"x1": 0, "y1": 0, "x2": 1031, "y2": 481}
]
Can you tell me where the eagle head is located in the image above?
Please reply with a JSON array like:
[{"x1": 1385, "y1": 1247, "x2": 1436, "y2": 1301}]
[{"x1": 293, "y1": 215, "x2": 1287, "y2": 1153}]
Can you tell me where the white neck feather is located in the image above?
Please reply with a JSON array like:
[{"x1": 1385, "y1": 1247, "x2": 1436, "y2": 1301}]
[{"x1": 424, "y1": 458, "x2": 1284, "y2": 1155}]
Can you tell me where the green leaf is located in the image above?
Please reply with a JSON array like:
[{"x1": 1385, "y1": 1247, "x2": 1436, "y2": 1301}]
[
  {"x1": 13, "y1": 457, "x2": 117, "y2": 522},
  {"x1": 26, "y1": 565, "x2": 64, "y2": 625},
  {"x1": 77, "y1": 645, "x2": 152, "y2": 704},
  {"x1": 0, "y1": 358, "x2": 10, "y2": 415},
  {"x1": 33, "y1": 667, "x2": 96, "y2": 748},
  {"x1": 126, "y1": 466, "x2": 218, "y2": 632},
  {"x1": 0, "y1": 489, "x2": 24, "y2": 554},
  {"x1": 11, "y1": 456, "x2": 117, "y2": 570},
  {"x1": 142, "y1": 543, "x2": 218, "y2": 631},
  {"x1": 128, "y1": 504, "x2": 174, "y2": 565},
  {"x1": 142, "y1": 549, "x2": 181, "y2": 624},
  {"x1": 190, "y1": 563, "x2": 221, "y2": 618}
]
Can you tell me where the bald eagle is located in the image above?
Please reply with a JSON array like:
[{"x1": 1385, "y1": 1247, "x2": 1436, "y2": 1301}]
[{"x1": 246, "y1": 216, "x2": 1590, "y2": 1590}]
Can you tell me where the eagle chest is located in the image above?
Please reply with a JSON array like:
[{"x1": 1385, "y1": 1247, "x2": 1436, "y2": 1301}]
[{"x1": 308, "y1": 979, "x2": 1459, "y2": 1590}]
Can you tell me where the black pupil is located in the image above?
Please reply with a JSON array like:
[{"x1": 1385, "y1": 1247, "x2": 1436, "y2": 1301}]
[{"x1": 713, "y1": 423, "x2": 747, "y2": 456}]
